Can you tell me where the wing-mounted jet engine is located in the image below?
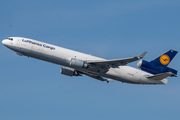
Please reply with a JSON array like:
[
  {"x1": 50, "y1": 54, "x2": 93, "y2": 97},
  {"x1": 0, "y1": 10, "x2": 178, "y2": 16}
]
[
  {"x1": 60, "y1": 66, "x2": 81, "y2": 77},
  {"x1": 70, "y1": 58, "x2": 88, "y2": 68},
  {"x1": 137, "y1": 50, "x2": 178, "y2": 76}
]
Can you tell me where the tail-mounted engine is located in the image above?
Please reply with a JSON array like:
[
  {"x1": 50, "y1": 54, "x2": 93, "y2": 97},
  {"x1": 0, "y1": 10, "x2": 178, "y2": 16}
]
[{"x1": 137, "y1": 60, "x2": 177, "y2": 75}]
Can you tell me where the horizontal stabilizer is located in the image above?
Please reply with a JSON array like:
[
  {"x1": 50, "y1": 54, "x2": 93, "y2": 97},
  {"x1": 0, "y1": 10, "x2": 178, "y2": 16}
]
[{"x1": 147, "y1": 72, "x2": 174, "y2": 80}]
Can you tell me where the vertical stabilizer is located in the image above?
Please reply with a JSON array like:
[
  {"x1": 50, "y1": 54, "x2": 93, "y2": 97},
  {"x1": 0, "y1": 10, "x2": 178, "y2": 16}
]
[{"x1": 150, "y1": 50, "x2": 178, "y2": 66}]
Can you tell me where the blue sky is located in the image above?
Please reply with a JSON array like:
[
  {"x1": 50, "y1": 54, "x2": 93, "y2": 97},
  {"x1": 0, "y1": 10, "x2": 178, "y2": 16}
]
[{"x1": 0, "y1": 0, "x2": 180, "y2": 120}]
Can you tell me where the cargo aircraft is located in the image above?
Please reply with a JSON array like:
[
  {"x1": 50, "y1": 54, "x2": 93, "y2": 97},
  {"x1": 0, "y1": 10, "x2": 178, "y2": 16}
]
[{"x1": 2, "y1": 37, "x2": 178, "y2": 84}]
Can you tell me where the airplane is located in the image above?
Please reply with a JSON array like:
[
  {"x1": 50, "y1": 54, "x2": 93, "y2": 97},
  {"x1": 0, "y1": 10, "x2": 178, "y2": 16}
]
[{"x1": 2, "y1": 37, "x2": 178, "y2": 85}]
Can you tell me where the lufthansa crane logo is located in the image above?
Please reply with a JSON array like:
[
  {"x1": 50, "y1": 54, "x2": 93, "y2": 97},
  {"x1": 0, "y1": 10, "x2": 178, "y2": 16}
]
[{"x1": 160, "y1": 54, "x2": 170, "y2": 65}]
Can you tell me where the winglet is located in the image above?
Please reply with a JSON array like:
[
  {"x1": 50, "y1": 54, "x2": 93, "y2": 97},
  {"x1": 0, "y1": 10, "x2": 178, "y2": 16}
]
[{"x1": 138, "y1": 51, "x2": 147, "y2": 59}]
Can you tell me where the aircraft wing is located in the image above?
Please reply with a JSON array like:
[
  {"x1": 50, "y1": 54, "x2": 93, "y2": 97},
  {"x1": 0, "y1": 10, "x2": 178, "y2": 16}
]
[
  {"x1": 82, "y1": 71, "x2": 113, "y2": 83},
  {"x1": 87, "y1": 51, "x2": 147, "y2": 67}
]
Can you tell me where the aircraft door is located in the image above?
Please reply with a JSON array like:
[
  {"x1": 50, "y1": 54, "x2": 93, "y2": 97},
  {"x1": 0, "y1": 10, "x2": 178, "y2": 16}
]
[{"x1": 15, "y1": 38, "x2": 20, "y2": 48}]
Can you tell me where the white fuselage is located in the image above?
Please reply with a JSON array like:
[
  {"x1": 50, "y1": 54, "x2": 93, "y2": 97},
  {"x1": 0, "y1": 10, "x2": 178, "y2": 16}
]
[{"x1": 2, "y1": 37, "x2": 167, "y2": 84}]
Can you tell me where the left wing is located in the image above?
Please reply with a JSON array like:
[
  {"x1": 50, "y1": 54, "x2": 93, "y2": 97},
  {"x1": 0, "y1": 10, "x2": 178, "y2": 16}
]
[
  {"x1": 83, "y1": 72, "x2": 113, "y2": 83},
  {"x1": 87, "y1": 51, "x2": 147, "y2": 66}
]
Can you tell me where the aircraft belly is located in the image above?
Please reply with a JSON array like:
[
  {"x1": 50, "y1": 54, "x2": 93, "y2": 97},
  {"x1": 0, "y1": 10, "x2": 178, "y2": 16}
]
[
  {"x1": 76, "y1": 66, "x2": 139, "y2": 84},
  {"x1": 106, "y1": 66, "x2": 140, "y2": 83},
  {"x1": 4, "y1": 45, "x2": 22, "y2": 53}
]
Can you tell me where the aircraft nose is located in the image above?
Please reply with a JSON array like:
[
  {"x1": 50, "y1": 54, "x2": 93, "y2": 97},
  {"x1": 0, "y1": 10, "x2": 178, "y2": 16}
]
[
  {"x1": 2, "y1": 39, "x2": 8, "y2": 45},
  {"x1": 2, "y1": 39, "x2": 5, "y2": 44}
]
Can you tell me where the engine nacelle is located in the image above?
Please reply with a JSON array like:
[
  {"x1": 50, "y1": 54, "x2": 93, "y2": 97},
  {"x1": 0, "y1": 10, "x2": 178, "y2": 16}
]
[
  {"x1": 70, "y1": 58, "x2": 88, "y2": 68},
  {"x1": 60, "y1": 66, "x2": 80, "y2": 77},
  {"x1": 137, "y1": 60, "x2": 177, "y2": 75}
]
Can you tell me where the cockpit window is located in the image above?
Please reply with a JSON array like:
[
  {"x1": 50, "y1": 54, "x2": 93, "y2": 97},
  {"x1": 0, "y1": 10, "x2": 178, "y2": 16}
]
[{"x1": 7, "y1": 38, "x2": 13, "y2": 41}]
